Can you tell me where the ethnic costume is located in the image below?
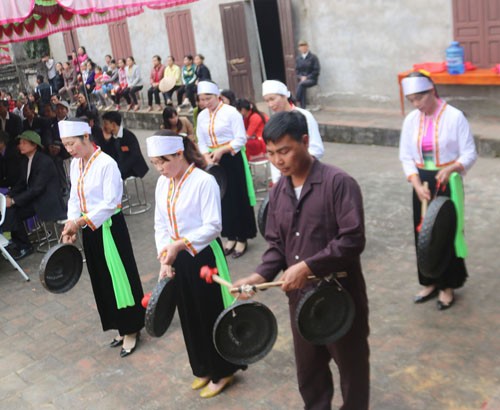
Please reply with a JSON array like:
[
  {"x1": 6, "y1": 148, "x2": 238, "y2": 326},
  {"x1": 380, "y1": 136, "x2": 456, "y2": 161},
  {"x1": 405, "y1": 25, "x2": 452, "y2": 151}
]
[
  {"x1": 197, "y1": 98, "x2": 257, "y2": 242},
  {"x1": 153, "y1": 158, "x2": 244, "y2": 381},
  {"x1": 66, "y1": 143, "x2": 145, "y2": 335},
  {"x1": 400, "y1": 98, "x2": 477, "y2": 289}
]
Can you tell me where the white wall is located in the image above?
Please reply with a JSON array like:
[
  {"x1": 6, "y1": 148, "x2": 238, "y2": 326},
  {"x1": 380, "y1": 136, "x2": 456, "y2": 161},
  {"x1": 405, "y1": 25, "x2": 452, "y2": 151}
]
[{"x1": 291, "y1": 0, "x2": 453, "y2": 105}]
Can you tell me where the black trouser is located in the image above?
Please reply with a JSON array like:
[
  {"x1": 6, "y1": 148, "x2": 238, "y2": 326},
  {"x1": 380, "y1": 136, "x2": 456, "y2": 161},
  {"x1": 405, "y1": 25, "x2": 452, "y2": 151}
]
[
  {"x1": 296, "y1": 79, "x2": 317, "y2": 108},
  {"x1": 177, "y1": 83, "x2": 196, "y2": 107},
  {"x1": 147, "y1": 86, "x2": 161, "y2": 106},
  {"x1": 163, "y1": 85, "x2": 181, "y2": 104},
  {"x1": 123, "y1": 85, "x2": 143, "y2": 105},
  {"x1": 3, "y1": 204, "x2": 35, "y2": 250}
]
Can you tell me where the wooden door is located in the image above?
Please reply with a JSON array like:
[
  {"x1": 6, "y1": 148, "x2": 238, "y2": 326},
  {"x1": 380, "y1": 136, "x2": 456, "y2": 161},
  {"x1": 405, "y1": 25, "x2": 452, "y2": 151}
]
[
  {"x1": 108, "y1": 20, "x2": 133, "y2": 60},
  {"x1": 164, "y1": 10, "x2": 196, "y2": 64},
  {"x1": 484, "y1": 0, "x2": 500, "y2": 66},
  {"x1": 220, "y1": 2, "x2": 254, "y2": 100},
  {"x1": 453, "y1": 0, "x2": 500, "y2": 67},
  {"x1": 62, "y1": 29, "x2": 80, "y2": 58},
  {"x1": 277, "y1": 0, "x2": 296, "y2": 94}
]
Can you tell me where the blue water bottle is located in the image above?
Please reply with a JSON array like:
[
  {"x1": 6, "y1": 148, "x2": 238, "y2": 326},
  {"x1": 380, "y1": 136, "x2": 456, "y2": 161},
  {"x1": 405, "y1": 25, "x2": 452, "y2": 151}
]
[{"x1": 446, "y1": 41, "x2": 465, "y2": 75}]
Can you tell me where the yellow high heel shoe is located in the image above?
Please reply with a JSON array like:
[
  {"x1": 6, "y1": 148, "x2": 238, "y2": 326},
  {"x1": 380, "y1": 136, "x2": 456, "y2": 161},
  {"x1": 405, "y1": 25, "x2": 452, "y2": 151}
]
[
  {"x1": 199, "y1": 375, "x2": 234, "y2": 398},
  {"x1": 191, "y1": 377, "x2": 210, "y2": 390}
]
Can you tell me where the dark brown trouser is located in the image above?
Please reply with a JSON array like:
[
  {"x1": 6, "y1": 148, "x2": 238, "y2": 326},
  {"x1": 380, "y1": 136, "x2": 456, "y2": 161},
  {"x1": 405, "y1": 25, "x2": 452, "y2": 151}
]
[{"x1": 288, "y1": 273, "x2": 370, "y2": 410}]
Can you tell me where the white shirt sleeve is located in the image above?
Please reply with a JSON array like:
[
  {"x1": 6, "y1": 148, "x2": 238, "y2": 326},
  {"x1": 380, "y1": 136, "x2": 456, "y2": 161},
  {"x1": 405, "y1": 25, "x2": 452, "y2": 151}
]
[
  {"x1": 196, "y1": 112, "x2": 210, "y2": 154},
  {"x1": 295, "y1": 107, "x2": 324, "y2": 159},
  {"x1": 84, "y1": 161, "x2": 123, "y2": 229},
  {"x1": 228, "y1": 109, "x2": 248, "y2": 154},
  {"x1": 66, "y1": 159, "x2": 81, "y2": 220},
  {"x1": 182, "y1": 175, "x2": 222, "y2": 255},
  {"x1": 455, "y1": 112, "x2": 477, "y2": 174},
  {"x1": 154, "y1": 177, "x2": 171, "y2": 255},
  {"x1": 399, "y1": 114, "x2": 419, "y2": 178}
]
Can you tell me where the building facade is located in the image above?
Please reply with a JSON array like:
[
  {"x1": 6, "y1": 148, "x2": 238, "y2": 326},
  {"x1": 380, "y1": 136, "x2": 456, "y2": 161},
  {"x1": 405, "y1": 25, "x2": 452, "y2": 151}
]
[{"x1": 48, "y1": 0, "x2": 500, "y2": 112}]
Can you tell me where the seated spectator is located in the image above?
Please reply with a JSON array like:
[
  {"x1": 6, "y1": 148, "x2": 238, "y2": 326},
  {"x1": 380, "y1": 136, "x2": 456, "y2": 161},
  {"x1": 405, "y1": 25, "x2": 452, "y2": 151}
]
[
  {"x1": 3, "y1": 131, "x2": 66, "y2": 260},
  {"x1": 59, "y1": 61, "x2": 77, "y2": 102},
  {"x1": 34, "y1": 75, "x2": 52, "y2": 114},
  {"x1": 75, "y1": 92, "x2": 98, "y2": 124},
  {"x1": 162, "y1": 55, "x2": 182, "y2": 106},
  {"x1": 194, "y1": 54, "x2": 211, "y2": 83},
  {"x1": 236, "y1": 98, "x2": 268, "y2": 160},
  {"x1": 147, "y1": 55, "x2": 165, "y2": 112},
  {"x1": 0, "y1": 100, "x2": 22, "y2": 145},
  {"x1": 122, "y1": 56, "x2": 143, "y2": 112},
  {"x1": 221, "y1": 89, "x2": 237, "y2": 107},
  {"x1": 0, "y1": 130, "x2": 22, "y2": 190},
  {"x1": 101, "y1": 111, "x2": 149, "y2": 180},
  {"x1": 6, "y1": 93, "x2": 15, "y2": 112},
  {"x1": 102, "y1": 54, "x2": 112, "y2": 73},
  {"x1": 295, "y1": 40, "x2": 320, "y2": 108},
  {"x1": 177, "y1": 55, "x2": 197, "y2": 111},
  {"x1": 92, "y1": 65, "x2": 112, "y2": 109},
  {"x1": 111, "y1": 58, "x2": 128, "y2": 110},
  {"x1": 162, "y1": 106, "x2": 194, "y2": 141},
  {"x1": 102, "y1": 59, "x2": 118, "y2": 105},
  {"x1": 12, "y1": 94, "x2": 26, "y2": 120},
  {"x1": 22, "y1": 102, "x2": 51, "y2": 147},
  {"x1": 85, "y1": 60, "x2": 96, "y2": 93},
  {"x1": 41, "y1": 103, "x2": 56, "y2": 120}
]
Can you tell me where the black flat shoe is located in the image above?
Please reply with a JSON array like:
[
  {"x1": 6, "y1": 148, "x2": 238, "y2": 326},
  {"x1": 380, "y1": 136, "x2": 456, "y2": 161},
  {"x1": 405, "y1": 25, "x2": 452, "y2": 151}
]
[
  {"x1": 437, "y1": 298, "x2": 455, "y2": 311},
  {"x1": 109, "y1": 338, "x2": 123, "y2": 348},
  {"x1": 413, "y1": 288, "x2": 438, "y2": 304},
  {"x1": 232, "y1": 242, "x2": 248, "y2": 259},
  {"x1": 120, "y1": 333, "x2": 140, "y2": 358},
  {"x1": 224, "y1": 242, "x2": 236, "y2": 256},
  {"x1": 13, "y1": 246, "x2": 33, "y2": 261}
]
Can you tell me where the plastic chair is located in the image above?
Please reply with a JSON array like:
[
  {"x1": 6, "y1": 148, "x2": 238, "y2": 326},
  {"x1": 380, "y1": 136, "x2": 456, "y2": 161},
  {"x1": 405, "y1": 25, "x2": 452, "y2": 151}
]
[{"x1": 0, "y1": 194, "x2": 30, "y2": 281}]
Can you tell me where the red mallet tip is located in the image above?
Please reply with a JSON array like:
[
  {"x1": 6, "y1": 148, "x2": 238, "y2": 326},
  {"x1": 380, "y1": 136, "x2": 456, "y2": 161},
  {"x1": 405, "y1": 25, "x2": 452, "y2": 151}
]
[
  {"x1": 200, "y1": 266, "x2": 218, "y2": 283},
  {"x1": 141, "y1": 292, "x2": 152, "y2": 308}
]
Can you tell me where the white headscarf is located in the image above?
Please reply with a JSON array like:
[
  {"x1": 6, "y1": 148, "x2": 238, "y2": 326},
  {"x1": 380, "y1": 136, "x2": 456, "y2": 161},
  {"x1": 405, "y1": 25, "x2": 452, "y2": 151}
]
[{"x1": 146, "y1": 135, "x2": 184, "y2": 157}]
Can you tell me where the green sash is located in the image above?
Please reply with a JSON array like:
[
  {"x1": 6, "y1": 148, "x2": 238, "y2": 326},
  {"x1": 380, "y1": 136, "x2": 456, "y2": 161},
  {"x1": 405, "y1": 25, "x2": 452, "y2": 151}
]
[
  {"x1": 208, "y1": 146, "x2": 256, "y2": 207},
  {"x1": 101, "y1": 210, "x2": 135, "y2": 309},
  {"x1": 209, "y1": 239, "x2": 235, "y2": 308},
  {"x1": 423, "y1": 158, "x2": 467, "y2": 258}
]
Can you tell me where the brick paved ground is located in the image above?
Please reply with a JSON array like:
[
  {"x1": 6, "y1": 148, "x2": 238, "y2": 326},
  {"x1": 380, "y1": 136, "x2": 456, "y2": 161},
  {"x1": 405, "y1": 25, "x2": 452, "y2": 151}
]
[{"x1": 0, "y1": 134, "x2": 498, "y2": 410}]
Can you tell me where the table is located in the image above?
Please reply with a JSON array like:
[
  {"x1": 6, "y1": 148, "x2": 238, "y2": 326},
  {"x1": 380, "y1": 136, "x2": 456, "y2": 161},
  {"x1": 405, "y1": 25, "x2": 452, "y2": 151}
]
[{"x1": 397, "y1": 68, "x2": 500, "y2": 115}]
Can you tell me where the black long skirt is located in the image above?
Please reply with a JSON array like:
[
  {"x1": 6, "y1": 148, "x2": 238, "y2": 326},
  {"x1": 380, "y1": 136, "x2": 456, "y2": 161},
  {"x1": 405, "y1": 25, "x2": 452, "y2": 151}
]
[
  {"x1": 173, "y1": 240, "x2": 245, "y2": 382},
  {"x1": 219, "y1": 151, "x2": 257, "y2": 241},
  {"x1": 412, "y1": 168, "x2": 468, "y2": 289},
  {"x1": 82, "y1": 212, "x2": 145, "y2": 335}
]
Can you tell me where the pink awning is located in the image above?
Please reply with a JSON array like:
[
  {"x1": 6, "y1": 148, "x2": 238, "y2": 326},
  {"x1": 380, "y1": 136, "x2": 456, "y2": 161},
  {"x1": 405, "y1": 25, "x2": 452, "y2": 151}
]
[{"x1": 0, "y1": 0, "x2": 197, "y2": 26}]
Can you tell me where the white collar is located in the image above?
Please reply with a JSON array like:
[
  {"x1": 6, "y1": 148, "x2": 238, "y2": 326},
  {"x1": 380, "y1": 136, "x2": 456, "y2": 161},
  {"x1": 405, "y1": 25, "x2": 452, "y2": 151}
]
[
  {"x1": 302, "y1": 52, "x2": 309, "y2": 59},
  {"x1": 115, "y1": 124, "x2": 124, "y2": 139}
]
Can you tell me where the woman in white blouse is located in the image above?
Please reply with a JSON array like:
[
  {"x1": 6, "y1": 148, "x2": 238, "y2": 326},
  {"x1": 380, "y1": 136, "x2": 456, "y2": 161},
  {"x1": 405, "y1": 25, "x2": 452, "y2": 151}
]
[
  {"x1": 147, "y1": 130, "x2": 244, "y2": 398},
  {"x1": 399, "y1": 71, "x2": 477, "y2": 310},
  {"x1": 196, "y1": 81, "x2": 257, "y2": 258},
  {"x1": 60, "y1": 120, "x2": 145, "y2": 357}
]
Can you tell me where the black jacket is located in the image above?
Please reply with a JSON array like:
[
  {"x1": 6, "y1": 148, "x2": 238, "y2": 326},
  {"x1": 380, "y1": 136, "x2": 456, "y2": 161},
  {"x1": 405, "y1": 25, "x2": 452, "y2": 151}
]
[
  {"x1": 9, "y1": 150, "x2": 66, "y2": 221},
  {"x1": 295, "y1": 52, "x2": 320, "y2": 82},
  {"x1": 95, "y1": 128, "x2": 149, "y2": 180},
  {"x1": 0, "y1": 144, "x2": 22, "y2": 189},
  {"x1": 23, "y1": 116, "x2": 52, "y2": 148},
  {"x1": 2, "y1": 112, "x2": 23, "y2": 143},
  {"x1": 196, "y1": 64, "x2": 212, "y2": 82}
]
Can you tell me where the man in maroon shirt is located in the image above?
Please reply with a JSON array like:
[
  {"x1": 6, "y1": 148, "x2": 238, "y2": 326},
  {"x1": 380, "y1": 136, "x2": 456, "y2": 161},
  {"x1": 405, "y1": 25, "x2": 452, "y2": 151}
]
[{"x1": 235, "y1": 111, "x2": 369, "y2": 410}]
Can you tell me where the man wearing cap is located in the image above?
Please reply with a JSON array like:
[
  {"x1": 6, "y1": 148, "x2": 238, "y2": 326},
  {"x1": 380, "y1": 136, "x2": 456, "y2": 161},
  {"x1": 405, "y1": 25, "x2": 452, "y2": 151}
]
[
  {"x1": 3, "y1": 130, "x2": 65, "y2": 260},
  {"x1": 0, "y1": 99, "x2": 22, "y2": 144},
  {"x1": 295, "y1": 40, "x2": 320, "y2": 109},
  {"x1": 262, "y1": 79, "x2": 324, "y2": 182}
]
